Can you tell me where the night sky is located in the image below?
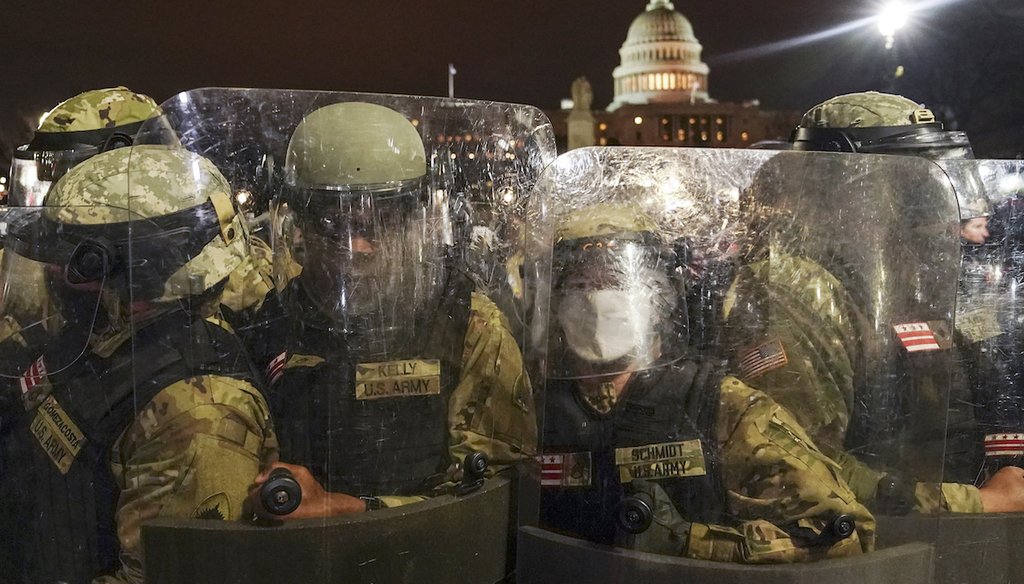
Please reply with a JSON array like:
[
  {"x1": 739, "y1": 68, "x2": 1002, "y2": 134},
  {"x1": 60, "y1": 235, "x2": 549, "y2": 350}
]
[{"x1": 2, "y1": 0, "x2": 1022, "y2": 165}]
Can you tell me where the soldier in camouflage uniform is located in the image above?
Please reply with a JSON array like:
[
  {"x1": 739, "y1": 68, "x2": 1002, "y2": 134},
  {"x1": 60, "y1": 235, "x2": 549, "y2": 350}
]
[
  {"x1": 539, "y1": 204, "x2": 875, "y2": 563},
  {"x1": 2, "y1": 87, "x2": 176, "y2": 365},
  {"x1": 249, "y1": 102, "x2": 536, "y2": 514},
  {"x1": 4, "y1": 86, "x2": 275, "y2": 347},
  {"x1": 0, "y1": 145, "x2": 278, "y2": 583},
  {"x1": 724, "y1": 91, "x2": 1024, "y2": 514}
]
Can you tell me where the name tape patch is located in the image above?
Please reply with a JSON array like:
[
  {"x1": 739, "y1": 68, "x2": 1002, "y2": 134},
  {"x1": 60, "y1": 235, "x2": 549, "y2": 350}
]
[
  {"x1": 614, "y1": 439, "x2": 707, "y2": 483},
  {"x1": 31, "y1": 395, "x2": 86, "y2": 474},
  {"x1": 354, "y1": 358, "x2": 441, "y2": 400}
]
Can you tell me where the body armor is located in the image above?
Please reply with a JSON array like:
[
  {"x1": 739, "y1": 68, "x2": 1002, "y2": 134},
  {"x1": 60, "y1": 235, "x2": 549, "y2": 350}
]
[
  {"x1": 264, "y1": 272, "x2": 473, "y2": 496},
  {"x1": 2, "y1": 311, "x2": 255, "y2": 584},
  {"x1": 540, "y1": 360, "x2": 726, "y2": 545}
]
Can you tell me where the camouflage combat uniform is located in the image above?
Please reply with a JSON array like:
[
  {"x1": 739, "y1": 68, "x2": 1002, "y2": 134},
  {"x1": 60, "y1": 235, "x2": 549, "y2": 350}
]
[
  {"x1": 0, "y1": 146, "x2": 280, "y2": 584},
  {"x1": 541, "y1": 365, "x2": 875, "y2": 563},
  {"x1": 258, "y1": 284, "x2": 536, "y2": 506},
  {"x1": 3, "y1": 313, "x2": 279, "y2": 584},
  {"x1": 724, "y1": 254, "x2": 982, "y2": 513}
]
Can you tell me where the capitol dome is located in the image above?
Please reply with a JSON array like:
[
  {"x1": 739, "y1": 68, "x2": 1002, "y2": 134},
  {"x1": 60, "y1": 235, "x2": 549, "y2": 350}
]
[{"x1": 608, "y1": 0, "x2": 711, "y2": 111}]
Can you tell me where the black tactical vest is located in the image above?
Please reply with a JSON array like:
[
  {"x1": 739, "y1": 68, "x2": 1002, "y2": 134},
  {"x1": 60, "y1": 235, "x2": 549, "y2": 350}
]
[
  {"x1": 264, "y1": 272, "x2": 473, "y2": 496},
  {"x1": 539, "y1": 360, "x2": 726, "y2": 545},
  {"x1": 1, "y1": 311, "x2": 256, "y2": 584}
]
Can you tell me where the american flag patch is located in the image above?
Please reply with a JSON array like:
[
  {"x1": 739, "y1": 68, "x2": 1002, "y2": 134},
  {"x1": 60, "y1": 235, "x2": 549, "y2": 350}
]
[
  {"x1": 20, "y1": 356, "x2": 47, "y2": 395},
  {"x1": 538, "y1": 452, "x2": 592, "y2": 488},
  {"x1": 893, "y1": 322, "x2": 941, "y2": 352},
  {"x1": 265, "y1": 352, "x2": 288, "y2": 387},
  {"x1": 739, "y1": 339, "x2": 788, "y2": 379},
  {"x1": 985, "y1": 433, "x2": 1024, "y2": 457}
]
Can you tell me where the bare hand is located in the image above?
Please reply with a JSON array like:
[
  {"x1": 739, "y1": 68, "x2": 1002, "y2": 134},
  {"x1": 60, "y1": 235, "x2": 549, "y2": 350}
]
[
  {"x1": 249, "y1": 461, "x2": 365, "y2": 520},
  {"x1": 978, "y1": 466, "x2": 1024, "y2": 513}
]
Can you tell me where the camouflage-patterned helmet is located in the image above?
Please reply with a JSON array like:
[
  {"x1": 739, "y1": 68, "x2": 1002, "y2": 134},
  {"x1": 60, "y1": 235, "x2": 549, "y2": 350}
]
[
  {"x1": 553, "y1": 203, "x2": 681, "y2": 289},
  {"x1": 36, "y1": 86, "x2": 161, "y2": 134},
  {"x1": 9, "y1": 87, "x2": 178, "y2": 207},
  {"x1": 9, "y1": 145, "x2": 247, "y2": 303},
  {"x1": 791, "y1": 91, "x2": 974, "y2": 160}
]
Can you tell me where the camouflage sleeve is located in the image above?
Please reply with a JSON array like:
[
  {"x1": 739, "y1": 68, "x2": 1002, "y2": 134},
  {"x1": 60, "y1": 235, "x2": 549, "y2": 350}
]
[
  {"x1": 829, "y1": 450, "x2": 884, "y2": 504},
  {"x1": 830, "y1": 449, "x2": 984, "y2": 514},
  {"x1": 687, "y1": 376, "x2": 876, "y2": 563},
  {"x1": 914, "y1": 482, "x2": 983, "y2": 513},
  {"x1": 723, "y1": 256, "x2": 860, "y2": 458},
  {"x1": 221, "y1": 235, "x2": 275, "y2": 315},
  {"x1": 95, "y1": 375, "x2": 278, "y2": 584},
  {"x1": 447, "y1": 292, "x2": 537, "y2": 480}
]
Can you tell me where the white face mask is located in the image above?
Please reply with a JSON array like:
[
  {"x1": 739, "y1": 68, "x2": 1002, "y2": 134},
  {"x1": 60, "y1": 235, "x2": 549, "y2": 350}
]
[{"x1": 557, "y1": 289, "x2": 656, "y2": 363}]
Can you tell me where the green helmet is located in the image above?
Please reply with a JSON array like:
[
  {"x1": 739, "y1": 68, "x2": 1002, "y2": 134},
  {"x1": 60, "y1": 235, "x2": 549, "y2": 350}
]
[
  {"x1": 556, "y1": 203, "x2": 662, "y2": 243},
  {"x1": 278, "y1": 102, "x2": 449, "y2": 356},
  {"x1": 9, "y1": 87, "x2": 177, "y2": 207},
  {"x1": 9, "y1": 145, "x2": 247, "y2": 304},
  {"x1": 791, "y1": 91, "x2": 974, "y2": 160},
  {"x1": 285, "y1": 101, "x2": 426, "y2": 190}
]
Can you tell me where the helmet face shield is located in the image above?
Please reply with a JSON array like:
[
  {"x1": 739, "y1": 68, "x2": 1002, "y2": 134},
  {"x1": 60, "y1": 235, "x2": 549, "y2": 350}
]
[
  {"x1": 791, "y1": 123, "x2": 974, "y2": 158},
  {"x1": 0, "y1": 206, "x2": 117, "y2": 378},
  {"x1": 8, "y1": 145, "x2": 98, "y2": 207},
  {"x1": 549, "y1": 236, "x2": 681, "y2": 378},
  {"x1": 281, "y1": 179, "x2": 451, "y2": 355}
]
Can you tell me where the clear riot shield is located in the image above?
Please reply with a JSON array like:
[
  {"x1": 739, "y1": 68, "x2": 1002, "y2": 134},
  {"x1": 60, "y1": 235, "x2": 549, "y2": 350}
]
[
  {"x1": 127, "y1": 88, "x2": 555, "y2": 584},
  {"x1": 519, "y1": 146, "x2": 960, "y2": 584},
  {"x1": 890, "y1": 158, "x2": 1024, "y2": 584},
  {"x1": 0, "y1": 196, "x2": 166, "y2": 584},
  {"x1": 942, "y1": 158, "x2": 1024, "y2": 478}
]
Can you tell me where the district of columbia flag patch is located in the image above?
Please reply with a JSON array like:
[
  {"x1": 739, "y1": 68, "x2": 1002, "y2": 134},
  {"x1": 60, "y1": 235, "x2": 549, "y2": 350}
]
[
  {"x1": 266, "y1": 352, "x2": 287, "y2": 387},
  {"x1": 984, "y1": 433, "x2": 1024, "y2": 457},
  {"x1": 20, "y1": 356, "x2": 47, "y2": 395},
  {"x1": 739, "y1": 339, "x2": 788, "y2": 379},
  {"x1": 893, "y1": 322, "x2": 941, "y2": 352},
  {"x1": 538, "y1": 452, "x2": 592, "y2": 488}
]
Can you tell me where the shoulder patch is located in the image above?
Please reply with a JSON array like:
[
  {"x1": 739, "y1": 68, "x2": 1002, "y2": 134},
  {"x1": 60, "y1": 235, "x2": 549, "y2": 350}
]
[
  {"x1": 193, "y1": 492, "x2": 230, "y2": 520},
  {"x1": 265, "y1": 352, "x2": 288, "y2": 386},
  {"x1": 539, "y1": 452, "x2": 592, "y2": 488},
  {"x1": 738, "y1": 339, "x2": 788, "y2": 379},
  {"x1": 20, "y1": 355, "x2": 52, "y2": 410},
  {"x1": 984, "y1": 433, "x2": 1024, "y2": 458},
  {"x1": 893, "y1": 322, "x2": 941, "y2": 352}
]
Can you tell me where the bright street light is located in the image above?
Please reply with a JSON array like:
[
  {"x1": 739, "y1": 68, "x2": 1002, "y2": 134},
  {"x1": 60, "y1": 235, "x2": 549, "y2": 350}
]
[{"x1": 877, "y1": 1, "x2": 910, "y2": 46}]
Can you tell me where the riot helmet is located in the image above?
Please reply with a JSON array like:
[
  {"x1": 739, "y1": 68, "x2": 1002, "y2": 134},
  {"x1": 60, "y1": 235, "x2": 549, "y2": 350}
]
[
  {"x1": 278, "y1": 101, "x2": 454, "y2": 356},
  {"x1": 4, "y1": 146, "x2": 247, "y2": 336},
  {"x1": 549, "y1": 204, "x2": 687, "y2": 379},
  {"x1": 793, "y1": 91, "x2": 989, "y2": 243},
  {"x1": 8, "y1": 87, "x2": 177, "y2": 207},
  {"x1": 791, "y1": 91, "x2": 974, "y2": 161}
]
